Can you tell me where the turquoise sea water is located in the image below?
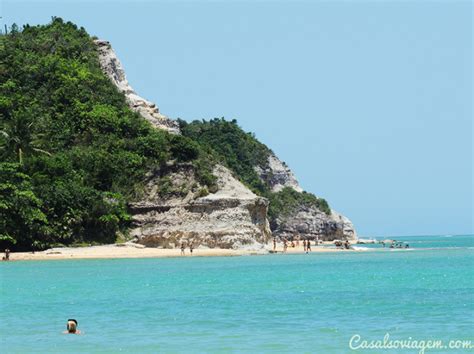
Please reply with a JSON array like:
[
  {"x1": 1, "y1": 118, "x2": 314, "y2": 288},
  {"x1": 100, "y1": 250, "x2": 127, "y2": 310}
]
[{"x1": 1, "y1": 235, "x2": 473, "y2": 353}]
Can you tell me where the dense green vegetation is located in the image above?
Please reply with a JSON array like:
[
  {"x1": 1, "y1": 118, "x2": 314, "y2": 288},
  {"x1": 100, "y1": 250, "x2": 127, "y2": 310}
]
[
  {"x1": 268, "y1": 187, "x2": 330, "y2": 221},
  {"x1": 179, "y1": 119, "x2": 331, "y2": 224},
  {"x1": 179, "y1": 118, "x2": 271, "y2": 195},
  {"x1": 0, "y1": 163, "x2": 48, "y2": 249},
  {"x1": 0, "y1": 19, "x2": 215, "y2": 250},
  {"x1": 0, "y1": 18, "x2": 329, "y2": 251}
]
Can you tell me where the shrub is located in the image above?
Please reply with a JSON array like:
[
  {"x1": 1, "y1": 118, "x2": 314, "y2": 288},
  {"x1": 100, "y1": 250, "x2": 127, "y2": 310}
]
[{"x1": 196, "y1": 187, "x2": 209, "y2": 198}]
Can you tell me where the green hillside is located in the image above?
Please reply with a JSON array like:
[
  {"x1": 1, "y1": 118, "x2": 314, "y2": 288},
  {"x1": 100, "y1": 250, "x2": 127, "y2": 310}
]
[
  {"x1": 0, "y1": 18, "x2": 329, "y2": 251},
  {"x1": 0, "y1": 18, "x2": 215, "y2": 250}
]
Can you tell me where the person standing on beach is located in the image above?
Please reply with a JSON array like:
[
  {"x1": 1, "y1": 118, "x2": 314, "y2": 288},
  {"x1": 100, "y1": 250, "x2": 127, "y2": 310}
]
[
  {"x1": 180, "y1": 242, "x2": 185, "y2": 256},
  {"x1": 303, "y1": 239, "x2": 307, "y2": 253},
  {"x1": 3, "y1": 248, "x2": 10, "y2": 261},
  {"x1": 189, "y1": 242, "x2": 194, "y2": 255},
  {"x1": 306, "y1": 240, "x2": 311, "y2": 253},
  {"x1": 273, "y1": 237, "x2": 277, "y2": 251},
  {"x1": 283, "y1": 239, "x2": 288, "y2": 253}
]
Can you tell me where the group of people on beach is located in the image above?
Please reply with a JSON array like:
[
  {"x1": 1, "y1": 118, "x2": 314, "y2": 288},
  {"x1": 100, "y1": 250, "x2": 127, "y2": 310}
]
[
  {"x1": 272, "y1": 236, "x2": 315, "y2": 253},
  {"x1": 180, "y1": 242, "x2": 194, "y2": 256}
]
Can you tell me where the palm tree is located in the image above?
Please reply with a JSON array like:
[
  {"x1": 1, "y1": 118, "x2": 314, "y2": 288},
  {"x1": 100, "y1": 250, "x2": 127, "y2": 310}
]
[{"x1": 0, "y1": 112, "x2": 51, "y2": 164}]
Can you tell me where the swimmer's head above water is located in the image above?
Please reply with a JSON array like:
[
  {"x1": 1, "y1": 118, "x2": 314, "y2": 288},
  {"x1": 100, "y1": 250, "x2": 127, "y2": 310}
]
[{"x1": 66, "y1": 319, "x2": 80, "y2": 334}]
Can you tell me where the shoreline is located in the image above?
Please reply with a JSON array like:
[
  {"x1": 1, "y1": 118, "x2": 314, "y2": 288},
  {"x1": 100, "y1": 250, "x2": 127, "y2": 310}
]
[{"x1": 3, "y1": 242, "x2": 368, "y2": 262}]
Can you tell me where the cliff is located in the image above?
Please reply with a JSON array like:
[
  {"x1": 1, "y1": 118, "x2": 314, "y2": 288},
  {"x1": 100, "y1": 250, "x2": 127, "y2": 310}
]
[
  {"x1": 180, "y1": 119, "x2": 358, "y2": 241},
  {"x1": 129, "y1": 164, "x2": 270, "y2": 249},
  {"x1": 95, "y1": 38, "x2": 356, "y2": 246},
  {"x1": 257, "y1": 153, "x2": 357, "y2": 241},
  {"x1": 255, "y1": 152, "x2": 303, "y2": 193},
  {"x1": 95, "y1": 40, "x2": 180, "y2": 134},
  {"x1": 95, "y1": 40, "x2": 270, "y2": 248},
  {"x1": 270, "y1": 202, "x2": 357, "y2": 241}
]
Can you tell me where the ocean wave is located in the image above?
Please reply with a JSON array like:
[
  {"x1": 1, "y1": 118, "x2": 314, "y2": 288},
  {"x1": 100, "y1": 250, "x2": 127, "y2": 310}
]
[{"x1": 352, "y1": 246, "x2": 369, "y2": 251}]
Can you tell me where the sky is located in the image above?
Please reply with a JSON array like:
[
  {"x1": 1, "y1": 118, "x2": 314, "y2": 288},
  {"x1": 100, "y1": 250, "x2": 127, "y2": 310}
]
[{"x1": 2, "y1": 0, "x2": 472, "y2": 237}]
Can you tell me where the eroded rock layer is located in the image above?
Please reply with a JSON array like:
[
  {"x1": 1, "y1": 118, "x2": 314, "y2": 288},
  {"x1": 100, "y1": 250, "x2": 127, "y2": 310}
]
[
  {"x1": 129, "y1": 165, "x2": 271, "y2": 249},
  {"x1": 271, "y1": 207, "x2": 357, "y2": 241}
]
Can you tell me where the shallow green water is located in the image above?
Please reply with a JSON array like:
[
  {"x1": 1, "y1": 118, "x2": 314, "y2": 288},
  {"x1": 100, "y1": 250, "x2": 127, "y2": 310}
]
[{"x1": 1, "y1": 235, "x2": 473, "y2": 353}]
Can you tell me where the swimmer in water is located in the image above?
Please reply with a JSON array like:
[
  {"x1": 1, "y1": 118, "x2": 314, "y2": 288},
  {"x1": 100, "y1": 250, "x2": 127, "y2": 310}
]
[{"x1": 63, "y1": 319, "x2": 81, "y2": 334}]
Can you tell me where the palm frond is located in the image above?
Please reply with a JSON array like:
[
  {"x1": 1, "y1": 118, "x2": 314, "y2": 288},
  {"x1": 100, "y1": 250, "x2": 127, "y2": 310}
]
[{"x1": 32, "y1": 147, "x2": 52, "y2": 156}]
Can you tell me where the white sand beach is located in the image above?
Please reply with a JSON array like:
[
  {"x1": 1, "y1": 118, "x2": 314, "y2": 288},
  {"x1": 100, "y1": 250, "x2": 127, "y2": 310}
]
[{"x1": 5, "y1": 242, "x2": 367, "y2": 261}]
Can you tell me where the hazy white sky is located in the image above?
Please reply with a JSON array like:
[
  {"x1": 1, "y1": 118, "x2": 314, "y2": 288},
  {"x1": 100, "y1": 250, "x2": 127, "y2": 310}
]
[{"x1": 2, "y1": 0, "x2": 472, "y2": 236}]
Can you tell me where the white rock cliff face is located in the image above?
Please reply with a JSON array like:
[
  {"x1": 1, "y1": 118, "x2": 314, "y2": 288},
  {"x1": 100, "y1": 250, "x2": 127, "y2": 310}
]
[
  {"x1": 331, "y1": 210, "x2": 357, "y2": 240},
  {"x1": 255, "y1": 153, "x2": 303, "y2": 192},
  {"x1": 255, "y1": 153, "x2": 357, "y2": 240},
  {"x1": 95, "y1": 40, "x2": 180, "y2": 134},
  {"x1": 129, "y1": 164, "x2": 271, "y2": 249},
  {"x1": 270, "y1": 206, "x2": 357, "y2": 241}
]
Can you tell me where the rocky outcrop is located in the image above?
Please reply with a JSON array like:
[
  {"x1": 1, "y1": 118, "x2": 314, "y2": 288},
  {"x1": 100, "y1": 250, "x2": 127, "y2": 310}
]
[
  {"x1": 330, "y1": 210, "x2": 357, "y2": 240},
  {"x1": 255, "y1": 152, "x2": 303, "y2": 192},
  {"x1": 94, "y1": 39, "x2": 180, "y2": 134},
  {"x1": 129, "y1": 164, "x2": 271, "y2": 249},
  {"x1": 255, "y1": 154, "x2": 357, "y2": 241},
  {"x1": 271, "y1": 206, "x2": 357, "y2": 241}
]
